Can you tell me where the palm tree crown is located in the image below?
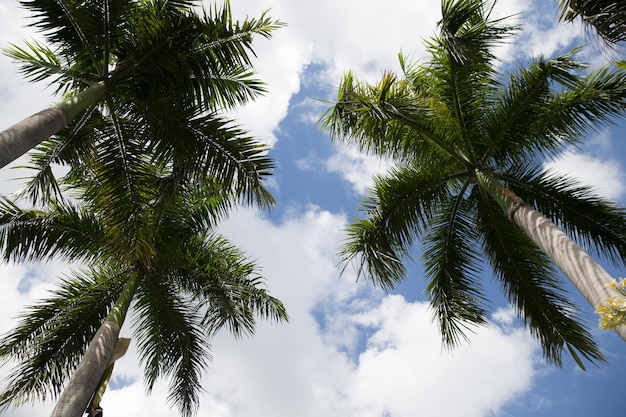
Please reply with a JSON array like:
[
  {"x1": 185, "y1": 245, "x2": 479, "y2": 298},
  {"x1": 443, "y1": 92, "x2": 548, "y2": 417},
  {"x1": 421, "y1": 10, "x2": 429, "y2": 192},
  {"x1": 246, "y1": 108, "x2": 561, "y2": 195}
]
[
  {"x1": 322, "y1": 0, "x2": 626, "y2": 368},
  {"x1": 0, "y1": 0, "x2": 284, "y2": 170},
  {"x1": 0, "y1": 139, "x2": 287, "y2": 416}
]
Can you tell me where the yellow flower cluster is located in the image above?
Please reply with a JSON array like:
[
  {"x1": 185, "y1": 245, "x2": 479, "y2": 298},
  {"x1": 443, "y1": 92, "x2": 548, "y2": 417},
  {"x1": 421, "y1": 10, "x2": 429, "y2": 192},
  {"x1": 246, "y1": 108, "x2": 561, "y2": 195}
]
[{"x1": 596, "y1": 278, "x2": 626, "y2": 330}]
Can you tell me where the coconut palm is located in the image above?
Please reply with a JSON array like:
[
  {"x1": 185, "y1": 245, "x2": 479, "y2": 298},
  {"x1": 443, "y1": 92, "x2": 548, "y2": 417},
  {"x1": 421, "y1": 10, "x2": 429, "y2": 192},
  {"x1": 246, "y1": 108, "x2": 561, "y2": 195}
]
[
  {"x1": 0, "y1": 139, "x2": 287, "y2": 417},
  {"x1": 0, "y1": 0, "x2": 283, "y2": 169},
  {"x1": 558, "y1": 0, "x2": 626, "y2": 45},
  {"x1": 322, "y1": 0, "x2": 626, "y2": 368}
]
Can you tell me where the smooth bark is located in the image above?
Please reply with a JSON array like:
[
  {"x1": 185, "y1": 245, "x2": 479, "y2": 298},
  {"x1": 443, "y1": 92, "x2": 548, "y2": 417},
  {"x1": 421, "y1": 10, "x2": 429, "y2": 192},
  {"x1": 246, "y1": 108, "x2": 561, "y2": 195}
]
[
  {"x1": 476, "y1": 170, "x2": 626, "y2": 341},
  {"x1": 50, "y1": 273, "x2": 139, "y2": 417},
  {"x1": 49, "y1": 321, "x2": 121, "y2": 417},
  {"x1": 0, "y1": 108, "x2": 67, "y2": 169},
  {"x1": 512, "y1": 202, "x2": 626, "y2": 340},
  {"x1": 0, "y1": 82, "x2": 105, "y2": 169}
]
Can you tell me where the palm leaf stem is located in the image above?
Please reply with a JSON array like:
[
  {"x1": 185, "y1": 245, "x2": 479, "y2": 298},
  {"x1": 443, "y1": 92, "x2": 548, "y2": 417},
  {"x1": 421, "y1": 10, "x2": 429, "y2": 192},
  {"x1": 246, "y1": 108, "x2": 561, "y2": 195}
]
[
  {"x1": 52, "y1": 0, "x2": 101, "y2": 75},
  {"x1": 475, "y1": 169, "x2": 626, "y2": 341},
  {"x1": 50, "y1": 272, "x2": 141, "y2": 417}
]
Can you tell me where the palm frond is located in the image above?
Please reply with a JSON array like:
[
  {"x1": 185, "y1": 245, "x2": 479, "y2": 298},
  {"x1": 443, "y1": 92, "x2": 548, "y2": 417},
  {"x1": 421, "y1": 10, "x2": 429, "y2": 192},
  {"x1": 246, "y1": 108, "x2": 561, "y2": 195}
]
[
  {"x1": 490, "y1": 62, "x2": 626, "y2": 169},
  {"x1": 133, "y1": 276, "x2": 209, "y2": 417},
  {"x1": 147, "y1": 111, "x2": 276, "y2": 209},
  {"x1": 431, "y1": 0, "x2": 519, "y2": 162},
  {"x1": 559, "y1": 0, "x2": 626, "y2": 44},
  {"x1": 424, "y1": 185, "x2": 488, "y2": 348},
  {"x1": 546, "y1": 65, "x2": 626, "y2": 133},
  {"x1": 182, "y1": 184, "x2": 236, "y2": 232},
  {"x1": 0, "y1": 197, "x2": 107, "y2": 263},
  {"x1": 438, "y1": 0, "x2": 518, "y2": 65},
  {"x1": 182, "y1": 234, "x2": 287, "y2": 337},
  {"x1": 341, "y1": 165, "x2": 463, "y2": 288},
  {"x1": 484, "y1": 52, "x2": 585, "y2": 165},
  {"x1": 17, "y1": 0, "x2": 131, "y2": 84},
  {"x1": 117, "y1": 1, "x2": 283, "y2": 112},
  {"x1": 3, "y1": 40, "x2": 65, "y2": 86},
  {"x1": 321, "y1": 70, "x2": 460, "y2": 163}
]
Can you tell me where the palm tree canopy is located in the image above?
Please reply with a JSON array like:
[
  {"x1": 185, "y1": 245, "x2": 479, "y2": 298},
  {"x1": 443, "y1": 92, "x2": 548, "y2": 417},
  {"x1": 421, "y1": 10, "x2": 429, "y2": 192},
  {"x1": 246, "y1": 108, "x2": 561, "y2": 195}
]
[
  {"x1": 322, "y1": 0, "x2": 626, "y2": 368},
  {"x1": 0, "y1": 148, "x2": 287, "y2": 416},
  {"x1": 3, "y1": 0, "x2": 283, "y2": 202},
  {"x1": 559, "y1": 0, "x2": 626, "y2": 45}
]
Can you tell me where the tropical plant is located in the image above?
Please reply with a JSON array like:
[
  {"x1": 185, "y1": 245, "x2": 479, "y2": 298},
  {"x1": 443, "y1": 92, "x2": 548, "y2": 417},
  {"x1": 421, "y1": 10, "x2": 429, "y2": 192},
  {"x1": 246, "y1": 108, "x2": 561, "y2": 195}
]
[
  {"x1": 0, "y1": 140, "x2": 287, "y2": 417},
  {"x1": 322, "y1": 0, "x2": 626, "y2": 369},
  {"x1": 558, "y1": 0, "x2": 626, "y2": 45},
  {"x1": 0, "y1": 0, "x2": 283, "y2": 169}
]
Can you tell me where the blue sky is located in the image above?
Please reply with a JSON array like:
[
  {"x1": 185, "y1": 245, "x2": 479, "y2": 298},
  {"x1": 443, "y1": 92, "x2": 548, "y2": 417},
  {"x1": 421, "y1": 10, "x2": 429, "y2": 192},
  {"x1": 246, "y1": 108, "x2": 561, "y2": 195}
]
[{"x1": 0, "y1": 1, "x2": 625, "y2": 416}]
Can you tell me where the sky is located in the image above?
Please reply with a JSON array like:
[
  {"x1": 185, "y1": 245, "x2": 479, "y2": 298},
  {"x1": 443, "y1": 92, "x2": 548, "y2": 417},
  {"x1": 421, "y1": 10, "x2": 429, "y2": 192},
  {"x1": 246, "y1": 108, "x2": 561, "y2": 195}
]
[{"x1": 0, "y1": 1, "x2": 625, "y2": 417}]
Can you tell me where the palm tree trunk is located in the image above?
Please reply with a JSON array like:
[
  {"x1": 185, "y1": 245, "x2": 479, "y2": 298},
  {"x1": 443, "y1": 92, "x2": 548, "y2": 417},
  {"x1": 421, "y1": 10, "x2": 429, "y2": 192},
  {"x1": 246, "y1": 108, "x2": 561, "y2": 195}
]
[
  {"x1": 476, "y1": 170, "x2": 626, "y2": 341},
  {"x1": 50, "y1": 272, "x2": 139, "y2": 417},
  {"x1": 0, "y1": 82, "x2": 105, "y2": 169}
]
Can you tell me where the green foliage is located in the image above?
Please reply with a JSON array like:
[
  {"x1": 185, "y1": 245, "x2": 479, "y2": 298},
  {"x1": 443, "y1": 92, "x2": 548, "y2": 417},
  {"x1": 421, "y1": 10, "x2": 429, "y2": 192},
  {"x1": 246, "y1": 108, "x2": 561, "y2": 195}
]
[
  {"x1": 6, "y1": 0, "x2": 283, "y2": 210},
  {"x1": 322, "y1": 0, "x2": 626, "y2": 368},
  {"x1": 559, "y1": 0, "x2": 626, "y2": 45},
  {"x1": 0, "y1": 1, "x2": 287, "y2": 415},
  {"x1": 0, "y1": 151, "x2": 287, "y2": 415}
]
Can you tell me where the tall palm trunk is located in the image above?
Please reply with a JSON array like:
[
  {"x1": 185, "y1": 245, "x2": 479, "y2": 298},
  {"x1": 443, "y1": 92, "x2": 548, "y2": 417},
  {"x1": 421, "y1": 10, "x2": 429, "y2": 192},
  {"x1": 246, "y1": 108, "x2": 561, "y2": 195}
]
[
  {"x1": 476, "y1": 170, "x2": 626, "y2": 341},
  {"x1": 0, "y1": 82, "x2": 105, "y2": 169},
  {"x1": 50, "y1": 272, "x2": 139, "y2": 417}
]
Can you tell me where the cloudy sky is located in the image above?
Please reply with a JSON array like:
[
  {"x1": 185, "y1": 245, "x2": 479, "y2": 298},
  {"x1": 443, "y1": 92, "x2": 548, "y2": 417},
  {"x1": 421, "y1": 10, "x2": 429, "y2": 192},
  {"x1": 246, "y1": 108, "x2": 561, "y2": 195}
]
[{"x1": 1, "y1": 0, "x2": 625, "y2": 416}]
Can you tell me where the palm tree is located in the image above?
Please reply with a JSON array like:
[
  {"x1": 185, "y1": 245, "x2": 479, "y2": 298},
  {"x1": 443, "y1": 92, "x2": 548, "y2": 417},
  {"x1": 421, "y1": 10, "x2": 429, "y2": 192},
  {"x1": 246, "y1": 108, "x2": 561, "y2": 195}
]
[
  {"x1": 0, "y1": 0, "x2": 283, "y2": 169},
  {"x1": 0, "y1": 141, "x2": 287, "y2": 417},
  {"x1": 558, "y1": 0, "x2": 626, "y2": 45},
  {"x1": 322, "y1": 0, "x2": 626, "y2": 368}
]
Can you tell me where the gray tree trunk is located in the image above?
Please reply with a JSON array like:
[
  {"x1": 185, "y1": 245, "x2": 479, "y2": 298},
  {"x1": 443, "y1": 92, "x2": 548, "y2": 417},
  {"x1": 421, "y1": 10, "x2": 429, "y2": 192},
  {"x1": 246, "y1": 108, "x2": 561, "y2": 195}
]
[
  {"x1": 0, "y1": 108, "x2": 67, "y2": 168},
  {"x1": 50, "y1": 321, "x2": 120, "y2": 417},
  {"x1": 0, "y1": 82, "x2": 105, "y2": 169},
  {"x1": 476, "y1": 170, "x2": 626, "y2": 341},
  {"x1": 50, "y1": 271, "x2": 138, "y2": 417},
  {"x1": 511, "y1": 203, "x2": 626, "y2": 341}
]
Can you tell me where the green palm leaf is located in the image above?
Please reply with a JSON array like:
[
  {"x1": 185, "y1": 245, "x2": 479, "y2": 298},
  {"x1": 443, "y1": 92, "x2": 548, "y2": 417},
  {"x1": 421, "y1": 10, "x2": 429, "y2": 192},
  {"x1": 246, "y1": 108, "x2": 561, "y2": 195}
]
[
  {"x1": 133, "y1": 276, "x2": 209, "y2": 417},
  {"x1": 559, "y1": 0, "x2": 626, "y2": 45},
  {"x1": 0, "y1": 197, "x2": 107, "y2": 264},
  {"x1": 424, "y1": 191, "x2": 488, "y2": 347}
]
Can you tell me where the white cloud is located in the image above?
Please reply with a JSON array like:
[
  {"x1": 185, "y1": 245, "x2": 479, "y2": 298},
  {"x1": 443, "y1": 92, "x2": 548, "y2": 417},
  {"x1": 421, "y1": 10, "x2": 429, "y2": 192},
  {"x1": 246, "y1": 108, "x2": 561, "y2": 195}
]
[
  {"x1": 297, "y1": 143, "x2": 393, "y2": 195},
  {"x1": 544, "y1": 147, "x2": 626, "y2": 201},
  {"x1": 514, "y1": 10, "x2": 584, "y2": 59},
  {"x1": 340, "y1": 297, "x2": 536, "y2": 417}
]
